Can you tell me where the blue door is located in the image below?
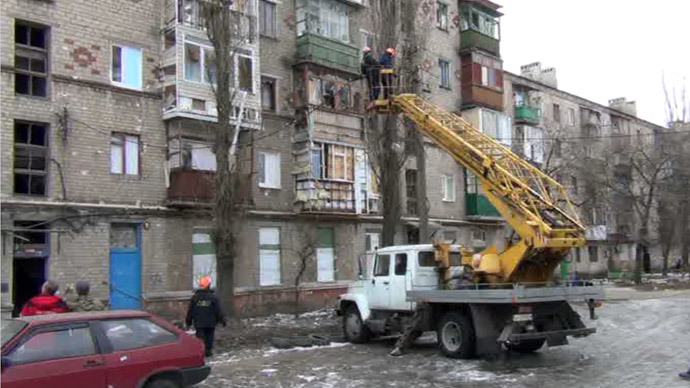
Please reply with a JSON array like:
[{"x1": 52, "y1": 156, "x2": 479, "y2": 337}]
[{"x1": 109, "y1": 224, "x2": 141, "y2": 309}]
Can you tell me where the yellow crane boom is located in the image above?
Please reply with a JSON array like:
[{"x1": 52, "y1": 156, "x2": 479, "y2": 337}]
[{"x1": 380, "y1": 94, "x2": 586, "y2": 283}]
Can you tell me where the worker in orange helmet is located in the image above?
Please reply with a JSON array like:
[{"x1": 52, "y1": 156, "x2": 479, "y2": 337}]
[
  {"x1": 185, "y1": 276, "x2": 226, "y2": 357},
  {"x1": 379, "y1": 47, "x2": 396, "y2": 99}
]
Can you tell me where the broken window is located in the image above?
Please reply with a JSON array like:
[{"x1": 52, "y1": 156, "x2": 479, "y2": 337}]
[
  {"x1": 553, "y1": 103, "x2": 561, "y2": 123},
  {"x1": 238, "y1": 55, "x2": 253, "y2": 92},
  {"x1": 312, "y1": 143, "x2": 355, "y2": 181},
  {"x1": 439, "y1": 59, "x2": 451, "y2": 89},
  {"x1": 15, "y1": 21, "x2": 49, "y2": 97},
  {"x1": 258, "y1": 151, "x2": 281, "y2": 188},
  {"x1": 461, "y1": 6, "x2": 499, "y2": 39},
  {"x1": 111, "y1": 45, "x2": 142, "y2": 90},
  {"x1": 322, "y1": 81, "x2": 336, "y2": 108},
  {"x1": 110, "y1": 133, "x2": 139, "y2": 175},
  {"x1": 14, "y1": 121, "x2": 48, "y2": 196},
  {"x1": 437, "y1": 2, "x2": 448, "y2": 30},
  {"x1": 261, "y1": 77, "x2": 277, "y2": 111},
  {"x1": 259, "y1": 0, "x2": 277, "y2": 37},
  {"x1": 406, "y1": 169, "x2": 418, "y2": 215}
]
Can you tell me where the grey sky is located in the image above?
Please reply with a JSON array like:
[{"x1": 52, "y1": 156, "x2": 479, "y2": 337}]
[{"x1": 499, "y1": 0, "x2": 690, "y2": 127}]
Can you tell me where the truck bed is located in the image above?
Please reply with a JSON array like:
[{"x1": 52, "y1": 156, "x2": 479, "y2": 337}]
[{"x1": 407, "y1": 282, "x2": 605, "y2": 304}]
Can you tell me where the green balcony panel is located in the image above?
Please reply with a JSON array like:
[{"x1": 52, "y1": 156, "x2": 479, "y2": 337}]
[
  {"x1": 460, "y1": 29, "x2": 500, "y2": 56},
  {"x1": 465, "y1": 193, "x2": 500, "y2": 217},
  {"x1": 514, "y1": 105, "x2": 540, "y2": 124},
  {"x1": 296, "y1": 33, "x2": 360, "y2": 73}
]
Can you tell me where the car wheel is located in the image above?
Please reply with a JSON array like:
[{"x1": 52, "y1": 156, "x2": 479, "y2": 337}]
[
  {"x1": 145, "y1": 378, "x2": 180, "y2": 388},
  {"x1": 437, "y1": 311, "x2": 475, "y2": 359},
  {"x1": 507, "y1": 338, "x2": 545, "y2": 353},
  {"x1": 343, "y1": 305, "x2": 371, "y2": 344}
]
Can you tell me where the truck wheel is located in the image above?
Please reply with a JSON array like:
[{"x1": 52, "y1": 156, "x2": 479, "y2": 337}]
[
  {"x1": 343, "y1": 305, "x2": 371, "y2": 344},
  {"x1": 437, "y1": 311, "x2": 475, "y2": 359},
  {"x1": 508, "y1": 338, "x2": 545, "y2": 353}
]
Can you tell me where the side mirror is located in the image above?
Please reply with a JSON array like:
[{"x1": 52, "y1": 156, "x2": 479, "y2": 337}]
[{"x1": 1, "y1": 357, "x2": 11, "y2": 370}]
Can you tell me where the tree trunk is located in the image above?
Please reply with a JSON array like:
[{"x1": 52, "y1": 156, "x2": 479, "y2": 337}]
[
  {"x1": 413, "y1": 130, "x2": 429, "y2": 242},
  {"x1": 634, "y1": 240, "x2": 643, "y2": 284},
  {"x1": 379, "y1": 115, "x2": 402, "y2": 247}
]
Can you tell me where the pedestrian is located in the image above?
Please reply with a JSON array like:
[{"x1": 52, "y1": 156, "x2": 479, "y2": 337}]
[
  {"x1": 20, "y1": 280, "x2": 69, "y2": 317},
  {"x1": 389, "y1": 302, "x2": 429, "y2": 357},
  {"x1": 379, "y1": 47, "x2": 396, "y2": 99},
  {"x1": 185, "y1": 276, "x2": 226, "y2": 357},
  {"x1": 681, "y1": 363, "x2": 690, "y2": 380},
  {"x1": 65, "y1": 280, "x2": 106, "y2": 312},
  {"x1": 361, "y1": 46, "x2": 380, "y2": 106}
]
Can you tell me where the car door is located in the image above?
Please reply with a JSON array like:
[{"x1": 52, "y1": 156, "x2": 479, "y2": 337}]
[
  {"x1": 1, "y1": 323, "x2": 107, "y2": 388},
  {"x1": 388, "y1": 252, "x2": 412, "y2": 311},
  {"x1": 368, "y1": 253, "x2": 391, "y2": 309},
  {"x1": 97, "y1": 318, "x2": 181, "y2": 388}
]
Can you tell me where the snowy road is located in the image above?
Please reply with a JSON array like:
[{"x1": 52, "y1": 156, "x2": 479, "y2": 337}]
[{"x1": 200, "y1": 294, "x2": 690, "y2": 388}]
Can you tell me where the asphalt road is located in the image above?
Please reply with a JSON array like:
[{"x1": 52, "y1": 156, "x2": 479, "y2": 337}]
[{"x1": 201, "y1": 292, "x2": 690, "y2": 388}]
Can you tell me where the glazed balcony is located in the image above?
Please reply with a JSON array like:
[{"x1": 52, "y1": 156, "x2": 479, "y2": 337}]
[{"x1": 296, "y1": 33, "x2": 360, "y2": 74}]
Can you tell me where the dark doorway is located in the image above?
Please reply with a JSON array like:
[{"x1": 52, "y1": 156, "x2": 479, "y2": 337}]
[
  {"x1": 643, "y1": 246, "x2": 651, "y2": 273},
  {"x1": 12, "y1": 257, "x2": 46, "y2": 317},
  {"x1": 12, "y1": 220, "x2": 49, "y2": 317}
]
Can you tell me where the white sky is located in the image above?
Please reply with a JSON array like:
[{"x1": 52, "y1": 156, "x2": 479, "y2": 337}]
[{"x1": 499, "y1": 0, "x2": 690, "y2": 127}]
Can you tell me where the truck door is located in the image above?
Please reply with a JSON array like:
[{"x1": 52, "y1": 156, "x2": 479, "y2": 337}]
[
  {"x1": 388, "y1": 253, "x2": 412, "y2": 311},
  {"x1": 368, "y1": 253, "x2": 391, "y2": 309}
]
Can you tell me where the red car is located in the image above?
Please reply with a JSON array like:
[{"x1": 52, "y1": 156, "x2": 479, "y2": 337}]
[{"x1": 1, "y1": 310, "x2": 210, "y2": 388}]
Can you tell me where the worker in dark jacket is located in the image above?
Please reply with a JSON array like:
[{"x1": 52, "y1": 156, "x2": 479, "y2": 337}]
[
  {"x1": 361, "y1": 46, "x2": 380, "y2": 103},
  {"x1": 21, "y1": 280, "x2": 69, "y2": 316},
  {"x1": 379, "y1": 47, "x2": 396, "y2": 99},
  {"x1": 186, "y1": 276, "x2": 226, "y2": 357}
]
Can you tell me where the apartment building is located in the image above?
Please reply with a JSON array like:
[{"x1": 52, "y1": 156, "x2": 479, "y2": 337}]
[
  {"x1": 2, "y1": 0, "x2": 518, "y2": 319},
  {"x1": 503, "y1": 63, "x2": 667, "y2": 276}
]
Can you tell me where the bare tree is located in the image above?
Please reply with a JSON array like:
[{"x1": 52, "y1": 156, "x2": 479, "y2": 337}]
[
  {"x1": 202, "y1": 0, "x2": 253, "y2": 316},
  {"x1": 283, "y1": 227, "x2": 317, "y2": 318}
]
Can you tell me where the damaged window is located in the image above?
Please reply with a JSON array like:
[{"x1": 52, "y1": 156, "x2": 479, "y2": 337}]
[
  {"x1": 461, "y1": 6, "x2": 499, "y2": 39},
  {"x1": 14, "y1": 121, "x2": 48, "y2": 196},
  {"x1": 261, "y1": 77, "x2": 277, "y2": 112},
  {"x1": 312, "y1": 143, "x2": 355, "y2": 181},
  {"x1": 437, "y1": 2, "x2": 448, "y2": 30},
  {"x1": 238, "y1": 55, "x2": 253, "y2": 92},
  {"x1": 296, "y1": 0, "x2": 349, "y2": 42},
  {"x1": 15, "y1": 21, "x2": 49, "y2": 97}
]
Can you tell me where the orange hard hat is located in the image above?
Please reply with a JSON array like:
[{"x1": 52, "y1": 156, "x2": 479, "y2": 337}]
[
  {"x1": 198, "y1": 276, "x2": 212, "y2": 289},
  {"x1": 386, "y1": 47, "x2": 397, "y2": 56},
  {"x1": 363, "y1": 46, "x2": 372, "y2": 52}
]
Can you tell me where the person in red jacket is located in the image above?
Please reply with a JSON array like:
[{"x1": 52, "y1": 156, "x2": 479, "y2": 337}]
[{"x1": 21, "y1": 280, "x2": 69, "y2": 316}]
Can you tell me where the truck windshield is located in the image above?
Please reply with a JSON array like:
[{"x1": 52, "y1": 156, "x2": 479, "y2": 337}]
[
  {"x1": 418, "y1": 251, "x2": 461, "y2": 267},
  {"x1": 1, "y1": 320, "x2": 27, "y2": 347}
]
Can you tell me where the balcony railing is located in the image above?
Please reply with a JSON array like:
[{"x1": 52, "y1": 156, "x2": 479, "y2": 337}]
[
  {"x1": 167, "y1": 168, "x2": 215, "y2": 206},
  {"x1": 514, "y1": 104, "x2": 540, "y2": 125},
  {"x1": 296, "y1": 32, "x2": 360, "y2": 73},
  {"x1": 460, "y1": 29, "x2": 500, "y2": 56},
  {"x1": 465, "y1": 193, "x2": 500, "y2": 218},
  {"x1": 295, "y1": 179, "x2": 357, "y2": 213}
]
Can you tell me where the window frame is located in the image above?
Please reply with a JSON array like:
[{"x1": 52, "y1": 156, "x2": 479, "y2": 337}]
[
  {"x1": 110, "y1": 44, "x2": 143, "y2": 91},
  {"x1": 436, "y1": 2, "x2": 449, "y2": 31},
  {"x1": 258, "y1": 151, "x2": 281, "y2": 189},
  {"x1": 552, "y1": 103, "x2": 561, "y2": 123},
  {"x1": 96, "y1": 318, "x2": 178, "y2": 352},
  {"x1": 14, "y1": 20, "x2": 50, "y2": 98},
  {"x1": 260, "y1": 75, "x2": 278, "y2": 112},
  {"x1": 438, "y1": 58, "x2": 451, "y2": 90},
  {"x1": 13, "y1": 120, "x2": 49, "y2": 196},
  {"x1": 259, "y1": 0, "x2": 278, "y2": 38},
  {"x1": 183, "y1": 41, "x2": 216, "y2": 85},
  {"x1": 259, "y1": 227, "x2": 281, "y2": 286},
  {"x1": 296, "y1": 0, "x2": 349, "y2": 43},
  {"x1": 237, "y1": 54, "x2": 254, "y2": 93},
  {"x1": 373, "y1": 254, "x2": 391, "y2": 277},
  {"x1": 442, "y1": 173, "x2": 455, "y2": 202},
  {"x1": 110, "y1": 132, "x2": 141, "y2": 176},
  {"x1": 394, "y1": 253, "x2": 408, "y2": 276},
  {"x1": 6, "y1": 323, "x2": 99, "y2": 366}
]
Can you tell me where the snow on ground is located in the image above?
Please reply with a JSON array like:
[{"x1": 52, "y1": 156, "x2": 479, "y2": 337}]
[{"x1": 200, "y1": 293, "x2": 690, "y2": 388}]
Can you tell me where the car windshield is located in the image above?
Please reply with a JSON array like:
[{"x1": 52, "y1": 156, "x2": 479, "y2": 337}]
[{"x1": 1, "y1": 320, "x2": 27, "y2": 347}]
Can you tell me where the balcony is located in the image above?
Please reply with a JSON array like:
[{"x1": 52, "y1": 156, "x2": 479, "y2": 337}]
[
  {"x1": 296, "y1": 33, "x2": 360, "y2": 74},
  {"x1": 514, "y1": 105, "x2": 540, "y2": 125},
  {"x1": 465, "y1": 193, "x2": 500, "y2": 218},
  {"x1": 460, "y1": 29, "x2": 500, "y2": 56},
  {"x1": 295, "y1": 179, "x2": 358, "y2": 213},
  {"x1": 167, "y1": 168, "x2": 215, "y2": 207},
  {"x1": 461, "y1": 85, "x2": 503, "y2": 111}
]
